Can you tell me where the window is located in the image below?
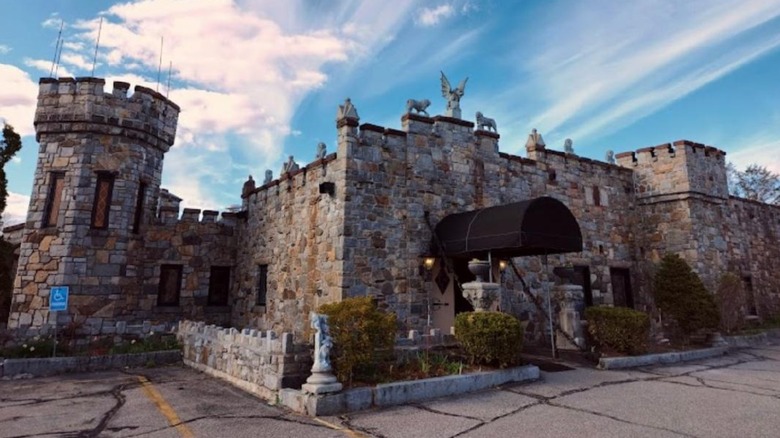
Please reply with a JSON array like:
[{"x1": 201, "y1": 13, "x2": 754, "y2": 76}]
[
  {"x1": 132, "y1": 182, "x2": 147, "y2": 234},
  {"x1": 592, "y1": 185, "x2": 601, "y2": 206},
  {"x1": 743, "y1": 276, "x2": 758, "y2": 316},
  {"x1": 257, "y1": 264, "x2": 268, "y2": 306},
  {"x1": 208, "y1": 266, "x2": 231, "y2": 306},
  {"x1": 157, "y1": 264, "x2": 182, "y2": 306},
  {"x1": 42, "y1": 172, "x2": 65, "y2": 228},
  {"x1": 91, "y1": 172, "x2": 115, "y2": 229}
]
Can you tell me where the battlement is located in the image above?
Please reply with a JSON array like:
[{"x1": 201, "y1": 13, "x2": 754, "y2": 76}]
[
  {"x1": 156, "y1": 206, "x2": 242, "y2": 227},
  {"x1": 35, "y1": 77, "x2": 180, "y2": 152},
  {"x1": 616, "y1": 139, "x2": 729, "y2": 200},
  {"x1": 243, "y1": 152, "x2": 338, "y2": 199}
]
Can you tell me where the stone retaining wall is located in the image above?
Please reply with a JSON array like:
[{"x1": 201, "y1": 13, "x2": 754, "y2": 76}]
[
  {"x1": 176, "y1": 320, "x2": 312, "y2": 401},
  {"x1": 0, "y1": 350, "x2": 181, "y2": 379}
]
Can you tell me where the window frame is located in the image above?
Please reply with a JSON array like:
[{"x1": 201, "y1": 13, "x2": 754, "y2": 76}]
[
  {"x1": 132, "y1": 181, "x2": 147, "y2": 234},
  {"x1": 257, "y1": 264, "x2": 268, "y2": 306},
  {"x1": 91, "y1": 171, "x2": 116, "y2": 229},
  {"x1": 157, "y1": 264, "x2": 183, "y2": 307},
  {"x1": 42, "y1": 172, "x2": 65, "y2": 228},
  {"x1": 207, "y1": 266, "x2": 231, "y2": 306}
]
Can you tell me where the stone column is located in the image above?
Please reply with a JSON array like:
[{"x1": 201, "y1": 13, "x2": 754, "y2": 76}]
[{"x1": 552, "y1": 284, "x2": 585, "y2": 350}]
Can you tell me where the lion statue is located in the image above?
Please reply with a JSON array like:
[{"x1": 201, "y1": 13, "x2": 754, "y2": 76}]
[
  {"x1": 406, "y1": 99, "x2": 431, "y2": 116},
  {"x1": 476, "y1": 111, "x2": 497, "y2": 133}
]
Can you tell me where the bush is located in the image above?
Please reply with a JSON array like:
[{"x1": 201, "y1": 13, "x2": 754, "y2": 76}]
[
  {"x1": 0, "y1": 238, "x2": 14, "y2": 325},
  {"x1": 716, "y1": 273, "x2": 746, "y2": 334},
  {"x1": 585, "y1": 307, "x2": 650, "y2": 355},
  {"x1": 454, "y1": 311, "x2": 523, "y2": 368},
  {"x1": 654, "y1": 254, "x2": 720, "y2": 337},
  {"x1": 318, "y1": 297, "x2": 396, "y2": 385}
]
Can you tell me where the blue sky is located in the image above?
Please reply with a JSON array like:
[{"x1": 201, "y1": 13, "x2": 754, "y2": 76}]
[{"x1": 2, "y1": 0, "x2": 780, "y2": 225}]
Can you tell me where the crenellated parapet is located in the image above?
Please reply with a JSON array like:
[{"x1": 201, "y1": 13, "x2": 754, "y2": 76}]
[
  {"x1": 616, "y1": 139, "x2": 728, "y2": 201},
  {"x1": 35, "y1": 77, "x2": 179, "y2": 152}
]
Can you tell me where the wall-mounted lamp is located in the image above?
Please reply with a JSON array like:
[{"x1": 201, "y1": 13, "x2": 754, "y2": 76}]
[
  {"x1": 499, "y1": 260, "x2": 508, "y2": 272},
  {"x1": 419, "y1": 255, "x2": 436, "y2": 280}
]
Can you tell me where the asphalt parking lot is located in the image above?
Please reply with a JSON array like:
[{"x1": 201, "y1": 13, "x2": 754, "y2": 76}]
[{"x1": 1, "y1": 342, "x2": 779, "y2": 437}]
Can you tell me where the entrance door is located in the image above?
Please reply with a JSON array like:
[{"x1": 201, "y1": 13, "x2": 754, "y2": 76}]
[
  {"x1": 453, "y1": 258, "x2": 475, "y2": 315},
  {"x1": 572, "y1": 266, "x2": 593, "y2": 308},
  {"x1": 610, "y1": 268, "x2": 634, "y2": 308}
]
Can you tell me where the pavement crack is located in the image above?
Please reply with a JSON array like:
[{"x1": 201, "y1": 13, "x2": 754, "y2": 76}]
[
  {"x1": 547, "y1": 401, "x2": 697, "y2": 437},
  {"x1": 411, "y1": 404, "x2": 484, "y2": 422},
  {"x1": 338, "y1": 416, "x2": 387, "y2": 438},
  {"x1": 74, "y1": 382, "x2": 129, "y2": 438}
]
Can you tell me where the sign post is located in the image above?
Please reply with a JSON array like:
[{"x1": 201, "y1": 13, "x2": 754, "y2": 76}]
[{"x1": 49, "y1": 286, "x2": 69, "y2": 357}]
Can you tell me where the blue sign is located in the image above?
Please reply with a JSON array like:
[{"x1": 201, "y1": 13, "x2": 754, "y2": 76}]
[{"x1": 50, "y1": 286, "x2": 69, "y2": 311}]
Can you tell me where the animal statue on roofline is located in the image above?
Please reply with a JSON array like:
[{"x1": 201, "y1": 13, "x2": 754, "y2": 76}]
[
  {"x1": 475, "y1": 111, "x2": 497, "y2": 132},
  {"x1": 406, "y1": 99, "x2": 431, "y2": 116}
]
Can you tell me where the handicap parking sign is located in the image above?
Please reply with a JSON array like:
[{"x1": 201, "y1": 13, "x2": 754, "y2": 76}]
[{"x1": 50, "y1": 286, "x2": 69, "y2": 311}]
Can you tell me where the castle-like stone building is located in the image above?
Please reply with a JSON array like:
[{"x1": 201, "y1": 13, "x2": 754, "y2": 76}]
[{"x1": 4, "y1": 76, "x2": 779, "y2": 342}]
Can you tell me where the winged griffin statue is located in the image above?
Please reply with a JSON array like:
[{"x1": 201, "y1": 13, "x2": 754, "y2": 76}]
[{"x1": 440, "y1": 71, "x2": 468, "y2": 119}]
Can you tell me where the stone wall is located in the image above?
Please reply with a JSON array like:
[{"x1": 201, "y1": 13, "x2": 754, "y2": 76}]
[
  {"x1": 177, "y1": 320, "x2": 312, "y2": 400},
  {"x1": 231, "y1": 153, "x2": 347, "y2": 338}
]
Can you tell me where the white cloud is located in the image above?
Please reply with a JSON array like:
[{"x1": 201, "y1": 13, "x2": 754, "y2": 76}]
[
  {"x1": 0, "y1": 64, "x2": 39, "y2": 136},
  {"x1": 496, "y1": 0, "x2": 780, "y2": 149},
  {"x1": 2, "y1": 192, "x2": 30, "y2": 227},
  {"x1": 62, "y1": 41, "x2": 84, "y2": 51},
  {"x1": 41, "y1": 14, "x2": 63, "y2": 30},
  {"x1": 727, "y1": 132, "x2": 780, "y2": 174},
  {"x1": 0, "y1": 45, "x2": 11, "y2": 55},
  {"x1": 416, "y1": 4, "x2": 455, "y2": 27},
  {"x1": 59, "y1": 52, "x2": 94, "y2": 72},
  {"x1": 24, "y1": 58, "x2": 74, "y2": 78}
]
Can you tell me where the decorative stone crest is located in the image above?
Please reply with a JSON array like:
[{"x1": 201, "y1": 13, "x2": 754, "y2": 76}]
[
  {"x1": 281, "y1": 155, "x2": 299, "y2": 174},
  {"x1": 475, "y1": 111, "x2": 497, "y2": 132},
  {"x1": 564, "y1": 138, "x2": 574, "y2": 154},
  {"x1": 242, "y1": 175, "x2": 255, "y2": 197},
  {"x1": 263, "y1": 169, "x2": 273, "y2": 185},
  {"x1": 525, "y1": 128, "x2": 545, "y2": 150},
  {"x1": 337, "y1": 98, "x2": 359, "y2": 121},
  {"x1": 440, "y1": 71, "x2": 468, "y2": 119},
  {"x1": 303, "y1": 312, "x2": 342, "y2": 395},
  {"x1": 315, "y1": 142, "x2": 327, "y2": 160},
  {"x1": 606, "y1": 150, "x2": 615, "y2": 164},
  {"x1": 406, "y1": 99, "x2": 431, "y2": 116}
]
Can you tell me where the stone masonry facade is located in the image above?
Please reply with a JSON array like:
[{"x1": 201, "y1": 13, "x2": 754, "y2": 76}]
[{"x1": 4, "y1": 76, "x2": 779, "y2": 344}]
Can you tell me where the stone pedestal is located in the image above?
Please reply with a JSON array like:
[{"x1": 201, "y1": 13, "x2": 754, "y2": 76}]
[
  {"x1": 462, "y1": 282, "x2": 500, "y2": 312},
  {"x1": 552, "y1": 284, "x2": 585, "y2": 350}
]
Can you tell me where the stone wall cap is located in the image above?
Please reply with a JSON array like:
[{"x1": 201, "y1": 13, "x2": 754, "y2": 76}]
[
  {"x1": 202, "y1": 210, "x2": 219, "y2": 216},
  {"x1": 337, "y1": 117, "x2": 359, "y2": 128},
  {"x1": 133, "y1": 85, "x2": 181, "y2": 112},
  {"x1": 2, "y1": 223, "x2": 25, "y2": 233},
  {"x1": 475, "y1": 130, "x2": 500, "y2": 139},
  {"x1": 433, "y1": 115, "x2": 474, "y2": 128},
  {"x1": 182, "y1": 208, "x2": 201, "y2": 214},
  {"x1": 384, "y1": 127, "x2": 406, "y2": 137},
  {"x1": 614, "y1": 151, "x2": 635, "y2": 159},
  {"x1": 402, "y1": 113, "x2": 434, "y2": 124},
  {"x1": 359, "y1": 123, "x2": 385, "y2": 133},
  {"x1": 113, "y1": 81, "x2": 131, "y2": 89},
  {"x1": 75, "y1": 77, "x2": 106, "y2": 84},
  {"x1": 498, "y1": 152, "x2": 536, "y2": 166},
  {"x1": 39, "y1": 77, "x2": 58, "y2": 84}
]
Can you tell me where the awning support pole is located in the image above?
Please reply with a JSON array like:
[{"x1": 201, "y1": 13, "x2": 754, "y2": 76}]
[
  {"x1": 542, "y1": 253, "x2": 557, "y2": 358},
  {"x1": 488, "y1": 251, "x2": 493, "y2": 283}
]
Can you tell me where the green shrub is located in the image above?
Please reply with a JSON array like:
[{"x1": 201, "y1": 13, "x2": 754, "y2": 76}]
[
  {"x1": 454, "y1": 311, "x2": 523, "y2": 368},
  {"x1": 654, "y1": 254, "x2": 720, "y2": 336},
  {"x1": 319, "y1": 297, "x2": 397, "y2": 385},
  {"x1": 716, "y1": 272, "x2": 746, "y2": 334},
  {"x1": 585, "y1": 306, "x2": 650, "y2": 355}
]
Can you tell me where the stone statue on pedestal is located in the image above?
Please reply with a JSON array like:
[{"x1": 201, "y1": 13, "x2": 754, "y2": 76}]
[
  {"x1": 302, "y1": 312, "x2": 342, "y2": 395},
  {"x1": 440, "y1": 71, "x2": 468, "y2": 119}
]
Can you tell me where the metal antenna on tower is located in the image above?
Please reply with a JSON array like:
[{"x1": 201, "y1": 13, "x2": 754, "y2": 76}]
[
  {"x1": 53, "y1": 35, "x2": 65, "y2": 78},
  {"x1": 49, "y1": 20, "x2": 64, "y2": 77},
  {"x1": 91, "y1": 17, "x2": 103, "y2": 77},
  {"x1": 156, "y1": 37, "x2": 164, "y2": 92}
]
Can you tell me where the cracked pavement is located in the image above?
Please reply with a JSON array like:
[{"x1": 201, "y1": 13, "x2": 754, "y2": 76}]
[
  {"x1": 1, "y1": 342, "x2": 778, "y2": 437},
  {"x1": 328, "y1": 342, "x2": 780, "y2": 438}
]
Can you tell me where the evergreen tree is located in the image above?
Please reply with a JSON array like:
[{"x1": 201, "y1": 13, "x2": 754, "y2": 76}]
[
  {"x1": 654, "y1": 254, "x2": 720, "y2": 337},
  {"x1": 0, "y1": 123, "x2": 22, "y2": 324}
]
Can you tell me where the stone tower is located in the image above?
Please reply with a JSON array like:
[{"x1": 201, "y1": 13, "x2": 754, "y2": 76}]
[{"x1": 8, "y1": 77, "x2": 179, "y2": 333}]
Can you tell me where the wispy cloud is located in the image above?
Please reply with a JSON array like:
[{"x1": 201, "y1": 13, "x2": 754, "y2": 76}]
[
  {"x1": 726, "y1": 130, "x2": 780, "y2": 174},
  {"x1": 0, "y1": 45, "x2": 11, "y2": 55},
  {"x1": 416, "y1": 4, "x2": 455, "y2": 27},
  {"x1": 2, "y1": 192, "x2": 30, "y2": 226},
  {"x1": 494, "y1": 0, "x2": 780, "y2": 151}
]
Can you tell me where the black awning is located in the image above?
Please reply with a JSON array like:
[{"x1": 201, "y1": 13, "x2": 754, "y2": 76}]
[{"x1": 434, "y1": 196, "x2": 583, "y2": 258}]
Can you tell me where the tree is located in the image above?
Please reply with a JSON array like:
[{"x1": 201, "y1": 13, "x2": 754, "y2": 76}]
[
  {"x1": 653, "y1": 254, "x2": 720, "y2": 339},
  {"x1": 0, "y1": 123, "x2": 22, "y2": 324},
  {"x1": 728, "y1": 163, "x2": 780, "y2": 205}
]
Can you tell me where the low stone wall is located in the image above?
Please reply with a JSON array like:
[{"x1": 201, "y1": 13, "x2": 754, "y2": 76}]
[
  {"x1": 0, "y1": 350, "x2": 181, "y2": 379},
  {"x1": 598, "y1": 347, "x2": 728, "y2": 370},
  {"x1": 177, "y1": 320, "x2": 312, "y2": 401},
  {"x1": 280, "y1": 364, "x2": 540, "y2": 416}
]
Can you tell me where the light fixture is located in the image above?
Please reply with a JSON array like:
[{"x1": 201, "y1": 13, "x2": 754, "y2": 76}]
[
  {"x1": 419, "y1": 254, "x2": 436, "y2": 280},
  {"x1": 499, "y1": 260, "x2": 508, "y2": 272},
  {"x1": 423, "y1": 256, "x2": 436, "y2": 271}
]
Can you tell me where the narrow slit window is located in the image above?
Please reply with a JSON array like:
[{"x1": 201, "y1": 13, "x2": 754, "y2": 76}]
[
  {"x1": 257, "y1": 264, "x2": 268, "y2": 306},
  {"x1": 91, "y1": 172, "x2": 115, "y2": 229},
  {"x1": 132, "y1": 182, "x2": 147, "y2": 234},
  {"x1": 158, "y1": 264, "x2": 182, "y2": 307},
  {"x1": 42, "y1": 172, "x2": 65, "y2": 228},
  {"x1": 593, "y1": 185, "x2": 601, "y2": 206}
]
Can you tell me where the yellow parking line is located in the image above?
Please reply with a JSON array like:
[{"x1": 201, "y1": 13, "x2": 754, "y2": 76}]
[
  {"x1": 313, "y1": 417, "x2": 366, "y2": 438},
  {"x1": 137, "y1": 375, "x2": 195, "y2": 438}
]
